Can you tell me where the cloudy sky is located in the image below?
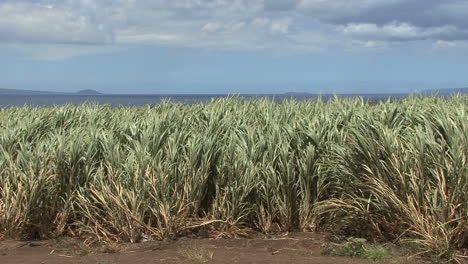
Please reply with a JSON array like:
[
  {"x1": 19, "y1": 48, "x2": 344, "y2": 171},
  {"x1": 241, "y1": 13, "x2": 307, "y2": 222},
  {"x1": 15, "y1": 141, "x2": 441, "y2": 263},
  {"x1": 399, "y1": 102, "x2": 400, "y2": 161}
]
[{"x1": 1, "y1": 0, "x2": 468, "y2": 94}]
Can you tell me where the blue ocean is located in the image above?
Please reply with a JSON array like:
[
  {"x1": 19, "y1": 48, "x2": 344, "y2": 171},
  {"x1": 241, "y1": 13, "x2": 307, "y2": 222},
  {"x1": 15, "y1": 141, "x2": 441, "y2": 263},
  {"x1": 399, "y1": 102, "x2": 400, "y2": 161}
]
[{"x1": 0, "y1": 93, "x2": 412, "y2": 107}]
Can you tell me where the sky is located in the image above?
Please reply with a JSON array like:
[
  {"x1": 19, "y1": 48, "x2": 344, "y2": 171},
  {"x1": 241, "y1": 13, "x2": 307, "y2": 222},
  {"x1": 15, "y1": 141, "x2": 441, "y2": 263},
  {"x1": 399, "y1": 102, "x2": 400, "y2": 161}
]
[{"x1": 1, "y1": 0, "x2": 468, "y2": 94}]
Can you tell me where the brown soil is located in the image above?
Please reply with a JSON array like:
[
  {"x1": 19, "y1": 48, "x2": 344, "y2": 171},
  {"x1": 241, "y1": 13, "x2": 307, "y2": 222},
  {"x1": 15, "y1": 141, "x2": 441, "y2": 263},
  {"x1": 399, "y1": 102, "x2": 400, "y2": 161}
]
[{"x1": 0, "y1": 232, "x2": 420, "y2": 264}]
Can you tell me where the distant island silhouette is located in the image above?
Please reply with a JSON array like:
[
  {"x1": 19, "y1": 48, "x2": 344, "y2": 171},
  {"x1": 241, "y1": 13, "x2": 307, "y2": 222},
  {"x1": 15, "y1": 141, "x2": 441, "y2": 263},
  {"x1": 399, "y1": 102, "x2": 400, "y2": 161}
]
[
  {"x1": 76, "y1": 89, "x2": 102, "y2": 95},
  {"x1": 0, "y1": 88, "x2": 103, "y2": 95},
  {"x1": 0, "y1": 88, "x2": 61, "y2": 95}
]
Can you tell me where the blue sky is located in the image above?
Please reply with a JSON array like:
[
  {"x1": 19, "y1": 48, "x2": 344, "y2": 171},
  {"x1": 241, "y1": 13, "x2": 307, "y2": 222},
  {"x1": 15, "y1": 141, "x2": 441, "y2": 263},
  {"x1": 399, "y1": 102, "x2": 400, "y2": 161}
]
[{"x1": 1, "y1": 0, "x2": 468, "y2": 94}]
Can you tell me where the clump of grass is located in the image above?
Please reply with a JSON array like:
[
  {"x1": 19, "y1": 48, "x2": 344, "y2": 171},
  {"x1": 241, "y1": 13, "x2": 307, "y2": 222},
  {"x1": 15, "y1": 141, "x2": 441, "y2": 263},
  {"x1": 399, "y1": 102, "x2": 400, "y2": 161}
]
[
  {"x1": 340, "y1": 237, "x2": 368, "y2": 257},
  {"x1": 365, "y1": 245, "x2": 390, "y2": 261},
  {"x1": 321, "y1": 237, "x2": 391, "y2": 261},
  {"x1": 178, "y1": 244, "x2": 214, "y2": 263}
]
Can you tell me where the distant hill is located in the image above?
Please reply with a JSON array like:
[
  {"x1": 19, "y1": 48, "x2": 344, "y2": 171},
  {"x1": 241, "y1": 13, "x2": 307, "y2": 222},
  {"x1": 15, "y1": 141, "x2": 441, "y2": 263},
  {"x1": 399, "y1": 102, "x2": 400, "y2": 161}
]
[
  {"x1": 76, "y1": 89, "x2": 102, "y2": 95},
  {"x1": 0, "y1": 88, "x2": 103, "y2": 95},
  {"x1": 0, "y1": 88, "x2": 62, "y2": 95}
]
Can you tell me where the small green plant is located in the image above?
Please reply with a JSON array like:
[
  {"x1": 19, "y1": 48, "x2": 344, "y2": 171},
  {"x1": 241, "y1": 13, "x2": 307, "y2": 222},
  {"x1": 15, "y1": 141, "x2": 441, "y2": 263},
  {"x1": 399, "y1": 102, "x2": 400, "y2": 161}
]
[
  {"x1": 321, "y1": 237, "x2": 367, "y2": 257},
  {"x1": 320, "y1": 242, "x2": 337, "y2": 256},
  {"x1": 340, "y1": 237, "x2": 367, "y2": 257},
  {"x1": 364, "y1": 245, "x2": 390, "y2": 261},
  {"x1": 179, "y1": 244, "x2": 214, "y2": 263},
  {"x1": 321, "y1": 237, "x2": 390, "y2": 261}
]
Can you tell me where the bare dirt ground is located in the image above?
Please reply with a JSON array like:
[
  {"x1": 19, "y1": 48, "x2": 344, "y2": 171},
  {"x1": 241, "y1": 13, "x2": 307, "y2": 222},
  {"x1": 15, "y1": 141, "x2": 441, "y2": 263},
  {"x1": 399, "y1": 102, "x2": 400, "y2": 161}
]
[{"x1": 1, "y1": 232, "x2": 422, "y2": 264}]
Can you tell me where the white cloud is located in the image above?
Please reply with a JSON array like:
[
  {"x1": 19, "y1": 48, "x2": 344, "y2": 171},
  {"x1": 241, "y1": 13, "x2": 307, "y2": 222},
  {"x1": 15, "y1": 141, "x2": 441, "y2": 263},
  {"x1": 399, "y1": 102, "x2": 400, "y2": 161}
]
[
  {"x1": 202, "y1": 23, "x2": 223, "y2": 33},
  {"x1": 201, "y1": 21, "x2": 246, "y2": 34},
  {"x1": 434, "y1": 40, "x2": 468, "y2": 50},
  {"x1": 0, "y1": 2, "x2": 113, "y2": 45},
  {"x1": 340, "y1": 22, "x2": 460, "y2": 41},
  {"x1": 436, "y1": 40, "x2": 457, "y2": 48},
  {"x1": 116, "y1": 32, "x2": 180, "y2": 44},
  {"x1": 270, "y1": 18, "x2": 291, "y2": 34}
]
